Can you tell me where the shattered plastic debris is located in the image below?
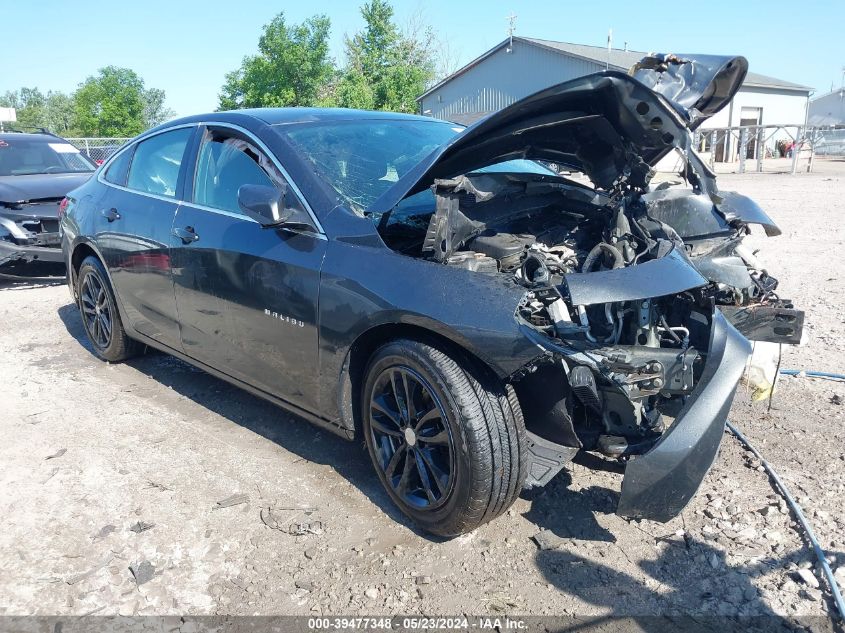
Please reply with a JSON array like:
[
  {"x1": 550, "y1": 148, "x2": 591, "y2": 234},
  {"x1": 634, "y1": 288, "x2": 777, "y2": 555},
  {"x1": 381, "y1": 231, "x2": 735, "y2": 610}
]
[
  {"x1": 531, "y1": 530, "x2": 564, "y2": 551},
  {"x1": 129, "y1": 560, "x2": 155, "y2": 586},
  {"x1": 260, "y1": 506, "x2": 323, "y2": 535},
  {"x1": 97, "y1": 524, "x2": 116, "y2": 539},
  {"x1": 128, "y1": 521, "x2": 155, "y2": 534},
  {"x1": 742, "y1": 341, "x2": 781, "y2": 401},
  {"x1": 213, "y1": 494, "x2": 249, "y2": 510},
  {"x1": 287, "y1": 520, "x2": 324, "y2": 536},
  {"x1": 45, "y1": 448, "x2": 67, "y2": 460}
]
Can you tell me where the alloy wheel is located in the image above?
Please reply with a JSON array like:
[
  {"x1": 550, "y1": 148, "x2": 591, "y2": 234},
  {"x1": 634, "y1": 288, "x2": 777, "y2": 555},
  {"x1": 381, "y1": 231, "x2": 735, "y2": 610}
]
[
  {"x1": 80, "y1": 270, "x2": 112, "y2": 349},
  {"x1": 369, "y1": 366, "x2": 454, "y2": 509}
]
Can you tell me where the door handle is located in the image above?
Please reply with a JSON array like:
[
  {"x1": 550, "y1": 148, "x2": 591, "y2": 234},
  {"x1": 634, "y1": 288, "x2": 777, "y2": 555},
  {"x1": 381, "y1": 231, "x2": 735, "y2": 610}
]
[
  {"x1": 101, "y1": 208, "x2": 120, "y2": 222},
  {"x1": 173, "y1": 226, "x2": 199, "y2": 244}
]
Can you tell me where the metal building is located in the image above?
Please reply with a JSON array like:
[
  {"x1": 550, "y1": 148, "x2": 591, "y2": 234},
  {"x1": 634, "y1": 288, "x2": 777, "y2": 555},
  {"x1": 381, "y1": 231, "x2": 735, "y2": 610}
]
[
  {"x1": 808, "y1": 88, "x2": 845, "y2": 127},
  {"x1": 418, "y1": 37, "x2": 813, "y2": 133},
  {"x1": 808, "y1": 89, "x2": 845, "y2": 156}
]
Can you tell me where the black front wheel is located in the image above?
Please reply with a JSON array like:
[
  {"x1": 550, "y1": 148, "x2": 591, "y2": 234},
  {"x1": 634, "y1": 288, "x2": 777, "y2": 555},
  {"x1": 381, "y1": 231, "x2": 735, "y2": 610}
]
[
  {"x1": 76, "y1": 256, "x2": 139, "y2": 362},
  {"x1": 362, "y1": 339, "x2": 527, "y2": 536}
]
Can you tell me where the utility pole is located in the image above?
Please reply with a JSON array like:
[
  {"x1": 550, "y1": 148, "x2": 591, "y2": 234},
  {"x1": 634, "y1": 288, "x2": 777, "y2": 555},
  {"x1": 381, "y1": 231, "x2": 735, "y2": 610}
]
[
  {"x1": 606, "y1": 28, "x2": 613, "y2": 70},
  {"x1": 506, "y1": 13, "x2": 517, "y2": 53}
]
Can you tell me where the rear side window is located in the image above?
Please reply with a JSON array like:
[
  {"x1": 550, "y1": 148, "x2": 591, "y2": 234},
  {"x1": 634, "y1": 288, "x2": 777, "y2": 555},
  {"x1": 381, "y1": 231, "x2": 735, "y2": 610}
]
[
  {"x1": 103, "y1": 146, "x2": 134, "y2": 186},
  {"x1": 126, "y1": 128, "x2": 192, "y2": 198}
]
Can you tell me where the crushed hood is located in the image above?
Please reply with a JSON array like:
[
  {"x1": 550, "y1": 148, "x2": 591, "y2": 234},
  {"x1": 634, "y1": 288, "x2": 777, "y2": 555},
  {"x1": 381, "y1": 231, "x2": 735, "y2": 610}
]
[
  {"x1": 0, "y1": 173, "x2": 92, "y2": 207},
  {"x1": 369, "y1": 54, "x2": 747, "y2": 214},
  {"x1": 630, "y1": 54, "x2": 748, "y2": 130}
]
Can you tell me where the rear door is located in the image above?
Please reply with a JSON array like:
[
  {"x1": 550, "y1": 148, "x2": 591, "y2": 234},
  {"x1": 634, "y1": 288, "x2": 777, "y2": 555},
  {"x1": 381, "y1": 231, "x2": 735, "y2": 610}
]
[
  {"x1": 96, "y1": 126, "x2": 195, "y2": 350},
  {"x1": 170, "y1": 124, "x2": 327, "y2": 412}
]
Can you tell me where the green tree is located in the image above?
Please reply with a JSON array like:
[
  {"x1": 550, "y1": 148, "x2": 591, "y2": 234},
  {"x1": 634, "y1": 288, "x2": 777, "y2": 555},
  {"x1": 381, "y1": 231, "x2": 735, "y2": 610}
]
[
  {"x1": 72, "y1": 67, "x2": 173, "y2": 136},
  {"x1": 142, "y1": 87, "x2": 176, "y2": 129},
  {"x1": 0, "y1": 87, "x2": 47, "y2": 130},
  {"x1": 335, "y1": 0, "x2": 436, "y2": 113},
  {"x1": 73, "y1": 66, "x2": 148, "y2": 136},
  {"x1": 2, "y1": 70, "x2": 171, "y2": 136},
  {"x1": 42, "y1": 92, "x2": 78, "y2": 135},
  {"x1": 218, "y1": 13, "x2": 334, "y2": 110}
]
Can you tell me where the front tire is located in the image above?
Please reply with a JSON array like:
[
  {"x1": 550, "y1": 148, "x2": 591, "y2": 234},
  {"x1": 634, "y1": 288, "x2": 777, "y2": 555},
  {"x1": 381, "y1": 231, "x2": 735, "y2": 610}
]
[
  {"x1": 361, "y1": 339, "x2": 527, "y2": 536},
  {"x1": 76, "y1": 256, "x2": 139, "y2": 362}
]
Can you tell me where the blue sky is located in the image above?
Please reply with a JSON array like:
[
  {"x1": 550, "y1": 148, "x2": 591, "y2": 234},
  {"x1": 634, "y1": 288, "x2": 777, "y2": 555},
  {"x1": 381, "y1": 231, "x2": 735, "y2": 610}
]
[{"x1": 3, "y1": 0, "x2": 843, "y2": 116}]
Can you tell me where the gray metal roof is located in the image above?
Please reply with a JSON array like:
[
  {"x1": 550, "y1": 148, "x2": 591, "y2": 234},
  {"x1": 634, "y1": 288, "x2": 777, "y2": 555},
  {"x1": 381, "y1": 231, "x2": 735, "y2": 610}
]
[
  {"x1": 419, "y1": 36, "x2": 812, "y2": 100},
  {"x1": 808, "y1": 88, "x2": 845, "y2": 126}
]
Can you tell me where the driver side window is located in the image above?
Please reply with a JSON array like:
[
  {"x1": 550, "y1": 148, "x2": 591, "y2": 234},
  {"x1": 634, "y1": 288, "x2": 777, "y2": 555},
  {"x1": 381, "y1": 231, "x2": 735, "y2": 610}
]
[{"x1": 193, "y1": 130, "x2": 300, "y2": 217}]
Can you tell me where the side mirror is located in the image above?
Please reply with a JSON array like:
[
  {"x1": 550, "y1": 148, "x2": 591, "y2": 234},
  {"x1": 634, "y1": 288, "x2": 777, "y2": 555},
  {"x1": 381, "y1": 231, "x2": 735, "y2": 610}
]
[
  {"x1": 237, "y1": 184, "x2": 288, "y2": 227},
  {"x1": 237, "y1": 184, "x2": 316, "y2": 232}
]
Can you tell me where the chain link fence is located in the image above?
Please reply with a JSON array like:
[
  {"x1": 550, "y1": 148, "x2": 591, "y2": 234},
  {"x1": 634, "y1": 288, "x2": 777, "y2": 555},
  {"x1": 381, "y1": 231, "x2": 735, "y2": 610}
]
[
  {"x1": 689, "y1": 125, "x2": 845, "y2": 174},
  {"x1": 812, "y1": 128, "x2": 845, "y2": 156},
  {"x1": 65, "y1": 138, "x2": 131, "y2": 165}
]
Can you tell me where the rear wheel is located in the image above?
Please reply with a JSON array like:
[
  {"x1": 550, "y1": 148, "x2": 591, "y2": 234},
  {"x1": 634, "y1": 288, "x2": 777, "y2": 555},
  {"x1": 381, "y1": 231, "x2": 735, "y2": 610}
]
[
  {"x1": 362, "y1": 339, "x2": 527, "y2": 536},
  {"x1": 76, "y1": 256, "x2": 139, "y2": 362}
]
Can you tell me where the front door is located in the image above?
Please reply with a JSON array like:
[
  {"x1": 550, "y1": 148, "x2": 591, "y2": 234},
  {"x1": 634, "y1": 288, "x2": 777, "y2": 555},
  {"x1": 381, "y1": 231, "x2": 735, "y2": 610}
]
[{"x1": 170, "y1": 125, "x2": 326, "y2": 412}]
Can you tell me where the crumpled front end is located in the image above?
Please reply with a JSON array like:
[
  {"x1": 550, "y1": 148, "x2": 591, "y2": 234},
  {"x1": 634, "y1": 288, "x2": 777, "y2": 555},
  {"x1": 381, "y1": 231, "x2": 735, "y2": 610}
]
[
  {"x1": 0, "y1": 202, "x2": 65, "y2": 275},
  {"x1": 509, "y1": 235, "x2": 752, "y2": 521},
  {"x1": 616, "y1": 310, "x2": 750, "y2": 521},
  {"x1": 366, "y1": 52, "x2": 801, "y2": 523}
]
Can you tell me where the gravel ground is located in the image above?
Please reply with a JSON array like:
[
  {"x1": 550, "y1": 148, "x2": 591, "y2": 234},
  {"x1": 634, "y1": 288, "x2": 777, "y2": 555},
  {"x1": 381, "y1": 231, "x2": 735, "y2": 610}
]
[{"x1": 0, "y1": 159, "x2": 843, "y2": 624}]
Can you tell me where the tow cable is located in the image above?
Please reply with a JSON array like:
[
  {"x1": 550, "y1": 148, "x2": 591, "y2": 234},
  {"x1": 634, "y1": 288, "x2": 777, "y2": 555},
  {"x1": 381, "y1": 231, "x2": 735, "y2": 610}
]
[{"x1": 726, "y1": 368, "x2": 845, "y2": 620}]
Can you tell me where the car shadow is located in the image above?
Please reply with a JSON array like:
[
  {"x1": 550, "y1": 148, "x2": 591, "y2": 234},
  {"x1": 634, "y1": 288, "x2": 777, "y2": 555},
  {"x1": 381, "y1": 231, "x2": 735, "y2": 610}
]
[
  {"x1": 0, "y1": 274, "x2": 65, "y2": 291},
  {"x1": 56, "y1": 302, "x2": 430, "y2": 538},
  {"x1": 521, "y1": 469, "x2": 618, "y2": 543}
]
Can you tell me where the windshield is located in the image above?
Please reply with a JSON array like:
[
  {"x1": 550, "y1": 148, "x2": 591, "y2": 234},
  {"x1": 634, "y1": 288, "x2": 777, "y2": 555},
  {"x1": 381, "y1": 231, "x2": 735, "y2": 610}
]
[
  {"x1": 281, "y1": 119, "x2": 558, "y2": 211},
  {"x1": 283, "y1": 119, "x2": 458, "y2": 210},
  {"x1": 0, "y1": 139, "x2": 95, "y2": 176}
]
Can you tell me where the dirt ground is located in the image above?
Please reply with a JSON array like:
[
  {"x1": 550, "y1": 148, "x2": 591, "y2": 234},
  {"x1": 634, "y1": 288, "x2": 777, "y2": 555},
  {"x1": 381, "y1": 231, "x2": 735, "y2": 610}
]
[{"x1": 0, "y1": 159, "x2": 843, "y2": 624}]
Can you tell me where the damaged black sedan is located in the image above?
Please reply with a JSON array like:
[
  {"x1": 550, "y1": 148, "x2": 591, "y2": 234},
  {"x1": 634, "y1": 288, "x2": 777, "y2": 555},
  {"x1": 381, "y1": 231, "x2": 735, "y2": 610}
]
[
  {"x1": 0, "y1": 132, "x2": 96, "y2": 276},
  {"x1": 61, "y1": 53, "x2": 803, "y2": 536}
]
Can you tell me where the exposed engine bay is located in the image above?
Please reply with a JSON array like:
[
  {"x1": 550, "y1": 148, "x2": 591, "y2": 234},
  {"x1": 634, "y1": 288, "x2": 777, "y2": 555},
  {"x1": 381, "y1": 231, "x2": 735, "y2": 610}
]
[
  {"x1": 375, "y1": 167, "x2": 803, "y2": 468},
  {"x1": 359, "y1": 53, "x2": 806, "y2": 521}
]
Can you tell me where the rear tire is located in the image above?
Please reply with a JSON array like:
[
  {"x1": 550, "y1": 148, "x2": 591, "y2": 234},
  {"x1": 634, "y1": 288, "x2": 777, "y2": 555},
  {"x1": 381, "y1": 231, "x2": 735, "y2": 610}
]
[
  {"x1": 361, "y1": 339, "x2": 527, "y2": 536},
  {"x1": 76, "y1": 256, "x2": 140, "y2": 362}
]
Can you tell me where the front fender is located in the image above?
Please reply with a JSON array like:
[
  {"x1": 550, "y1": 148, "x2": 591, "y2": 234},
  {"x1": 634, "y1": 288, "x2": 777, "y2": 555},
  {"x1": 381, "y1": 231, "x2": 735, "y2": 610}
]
[{"x1": 317, "y1": 239, "x2": 543, "y2": 425}]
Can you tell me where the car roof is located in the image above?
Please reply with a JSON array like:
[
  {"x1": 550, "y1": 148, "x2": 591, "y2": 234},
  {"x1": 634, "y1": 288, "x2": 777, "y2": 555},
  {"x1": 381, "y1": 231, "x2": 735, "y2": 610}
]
[
  {"x1": 0, "y1": 132, "x2": 64, "y2": 142},
  {"x1": 160, "y1": 107, "x2": 447, "y2": 129}
]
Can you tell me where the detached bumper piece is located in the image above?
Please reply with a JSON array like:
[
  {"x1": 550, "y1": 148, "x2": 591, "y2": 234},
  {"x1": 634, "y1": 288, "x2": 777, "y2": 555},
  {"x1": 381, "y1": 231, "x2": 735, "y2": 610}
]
[
  {"x1": 524, "y1": 430, "x2": 579, "y2": 488},
  {"x1": 719, "y1": 304, "x2": 804, "y2": 345},
  {"x1": 0, "y1": 238, "x2": 64, "y2": 266},
  {"x1": 616, "y1": 311, "x2": 751, "y2": 522}
]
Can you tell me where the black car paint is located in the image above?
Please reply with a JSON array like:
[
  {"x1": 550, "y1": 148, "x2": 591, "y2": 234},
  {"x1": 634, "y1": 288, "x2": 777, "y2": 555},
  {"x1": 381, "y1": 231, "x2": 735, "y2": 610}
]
[
  {"x1": 95, "y1": 186, "x2": 184, "y2": 349},
  {"x1": 0, "y1": 173, "x2": 92, "y2": 206},
  {"x1": 0, "y1": 134, "x2": 95, "y2": 272},
  {"x1": 630, "y1": 54, "x2": 749, "y2": 128},
  {"x1": 369, "y1": 71, "x2": 694, "y2": 214},
  {"x1": 172, "y1": 204, "x2": 327, "y2": 414},
  {"x1": 369, "y1": 55, "x2": 747, "y2": 215},
  {"x1": 64, "y1": 112, "x2": 547, "y2": 430},
  {"x1": 562, "y1": 245, "x2": 708, "y2": 306},
  {"x1": 317, "y1": 220, "x2": 545, "y2": 429},
  {"x1": 62, "y1": 59, "x2": 766, "y2": 524}
]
